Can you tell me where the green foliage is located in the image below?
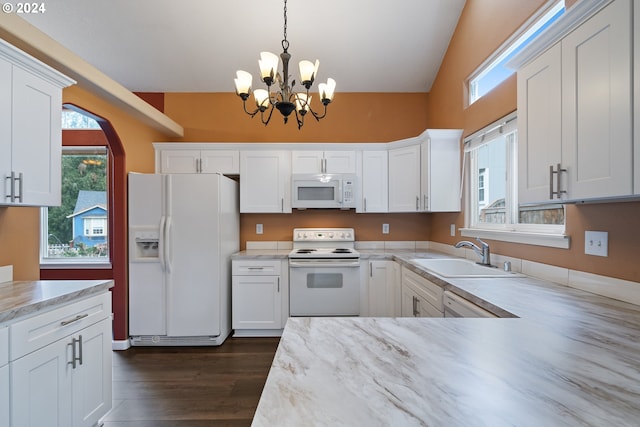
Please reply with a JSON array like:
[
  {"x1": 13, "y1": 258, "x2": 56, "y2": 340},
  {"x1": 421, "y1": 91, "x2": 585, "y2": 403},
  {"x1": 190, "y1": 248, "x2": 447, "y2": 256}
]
[{"x1": 47, "y1": 154, "x2": 107, "y2": 244}]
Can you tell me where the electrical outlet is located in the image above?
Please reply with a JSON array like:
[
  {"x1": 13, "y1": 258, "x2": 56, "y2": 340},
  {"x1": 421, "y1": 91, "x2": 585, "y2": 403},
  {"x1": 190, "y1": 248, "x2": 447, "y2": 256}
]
[
  {"x1": 585, "y1": 231, "x2": 607, "y2": 257},
  {"x1": 382, "y1": 224, "x2": 389, "y2": 234},
  {"x1": 256, "y1": 224, "x2": 263, "y2": 235},
  {"x1": 450, "y1": 224, "x2": 456, "y2": 237}
]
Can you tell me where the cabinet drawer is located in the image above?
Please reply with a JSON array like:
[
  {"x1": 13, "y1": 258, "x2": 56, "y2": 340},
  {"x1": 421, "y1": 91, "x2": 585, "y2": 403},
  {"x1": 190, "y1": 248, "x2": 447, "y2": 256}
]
[
  {"x1": 402, "y1": 268, "x2": 443, "y2": 311},
  {"x1": 0, "y1": 326, "x2": 7, "y2": 367},
  {"x1": 10, "y1": 292, "x2": 111, "y2": 361},
  {"x1": 232, "y1": 260, "x2": 281, "y2": 275}
]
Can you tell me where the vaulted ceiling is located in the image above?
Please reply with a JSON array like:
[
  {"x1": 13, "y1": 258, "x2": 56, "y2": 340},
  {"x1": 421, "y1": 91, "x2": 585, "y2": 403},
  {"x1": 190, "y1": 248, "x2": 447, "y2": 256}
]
[{"x1": 21, "y1": 0, "x2": 466, "y2": 93}]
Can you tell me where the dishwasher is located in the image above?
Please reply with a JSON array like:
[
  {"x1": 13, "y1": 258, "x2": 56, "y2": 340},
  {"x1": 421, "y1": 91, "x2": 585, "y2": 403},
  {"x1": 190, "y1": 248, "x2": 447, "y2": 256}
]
[{"x1": 443, "y1": 291, "x2": 497, "y2": 318}]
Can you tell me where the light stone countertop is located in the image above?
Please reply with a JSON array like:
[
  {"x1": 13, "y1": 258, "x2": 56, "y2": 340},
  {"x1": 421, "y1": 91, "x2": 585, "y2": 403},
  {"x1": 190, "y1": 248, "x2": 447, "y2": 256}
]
[
  {"x1": 0, "y1": 279, "x2": 114, "y2": 324},
  {"x1": 247, "y1": 250, "x2": 640, "y2": 426}
]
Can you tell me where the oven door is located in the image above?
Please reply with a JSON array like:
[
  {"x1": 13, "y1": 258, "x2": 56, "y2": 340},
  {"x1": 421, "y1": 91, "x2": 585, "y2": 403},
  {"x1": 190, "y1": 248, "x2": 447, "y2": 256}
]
[{"x1": 289, "y1": 259, "x2": 360, "y2": 316}]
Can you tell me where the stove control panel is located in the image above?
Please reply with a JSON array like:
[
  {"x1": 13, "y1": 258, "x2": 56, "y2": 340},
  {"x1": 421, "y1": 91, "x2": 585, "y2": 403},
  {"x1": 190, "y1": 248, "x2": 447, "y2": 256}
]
[{"x1": 293, "y1": 228, "x2": 355, "y2": 242}]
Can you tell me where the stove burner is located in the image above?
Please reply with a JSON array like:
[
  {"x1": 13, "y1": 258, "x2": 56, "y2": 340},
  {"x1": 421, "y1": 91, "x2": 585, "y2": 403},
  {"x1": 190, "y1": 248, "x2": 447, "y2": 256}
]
[
  {"x1": 295, "y1": 249, "x2": 317, "y2": 254},
  {"x1": 332, "y1": 248, "x2": 352, "y2": 253}
]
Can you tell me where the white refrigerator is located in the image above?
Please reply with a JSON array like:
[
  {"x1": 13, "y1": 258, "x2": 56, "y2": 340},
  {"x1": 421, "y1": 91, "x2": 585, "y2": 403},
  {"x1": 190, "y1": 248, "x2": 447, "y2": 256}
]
[{"x1": 128, "y1": 173, "x2": 239, "y2": 346}]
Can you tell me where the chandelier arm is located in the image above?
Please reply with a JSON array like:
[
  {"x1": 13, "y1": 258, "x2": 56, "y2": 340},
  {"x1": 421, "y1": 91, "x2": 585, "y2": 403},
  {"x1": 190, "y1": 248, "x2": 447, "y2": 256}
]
[
  {"x1": 260, "y1": 104, "x2": 275, "y2": 126},
  {"x1": 308, "y1": 103, "x2": 329, "y2": 121},
  {"x1": 241, "y1": 99, "x2": 262, "y2": 118}
]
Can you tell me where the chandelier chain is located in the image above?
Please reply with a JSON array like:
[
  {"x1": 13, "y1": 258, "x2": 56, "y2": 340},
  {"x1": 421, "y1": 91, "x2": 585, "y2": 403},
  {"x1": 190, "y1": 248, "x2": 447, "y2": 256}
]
[{"x1": 282, "y1": 0, "x2": 289, "y2": 51}]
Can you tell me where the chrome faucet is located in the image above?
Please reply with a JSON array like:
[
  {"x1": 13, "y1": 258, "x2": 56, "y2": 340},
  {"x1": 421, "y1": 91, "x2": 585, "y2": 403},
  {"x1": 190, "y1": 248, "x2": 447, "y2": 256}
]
[{"x1": 455, "y1": 238, "x2": 492, "y2": 266}]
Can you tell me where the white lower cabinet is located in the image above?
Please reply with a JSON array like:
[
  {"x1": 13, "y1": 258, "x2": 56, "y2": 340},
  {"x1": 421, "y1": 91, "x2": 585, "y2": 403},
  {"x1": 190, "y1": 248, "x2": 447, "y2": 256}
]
[
  {"x1": 232, "y1": 260, "x2": 288, "y2": 336},
  {"x1": 9, "y1": 292, "x2": 112, "y2": 427},
  {"x1": 401, "y1": 267, "x2": 443, "y2": 317},
  {"x1": 366, "y1": 260, "x2": 401, "y2": 317},
  {"x1": 1, "y1": 326, "x2": 8, "y2": 427}
]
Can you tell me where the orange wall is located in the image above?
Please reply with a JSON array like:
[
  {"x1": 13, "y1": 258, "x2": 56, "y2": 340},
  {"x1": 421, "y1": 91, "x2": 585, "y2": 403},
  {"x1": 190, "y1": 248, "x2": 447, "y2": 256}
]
[
  {"x1": 161, "y1": 91, "x2": 432, "y2": 246},
  {"x1": 426, "y1": 0, "x2": 640, "y2": 283}
]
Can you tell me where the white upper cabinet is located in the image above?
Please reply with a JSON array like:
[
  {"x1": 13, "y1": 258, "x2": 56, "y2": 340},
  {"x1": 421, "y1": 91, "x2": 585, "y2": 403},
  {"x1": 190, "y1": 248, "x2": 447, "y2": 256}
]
[
  {"x1": 388, "y1": 144, "x2": 422, "y2": 212},
  {"x1": 0, "y1": 39, "x2": 75, "y2": 207},
  {"x1": 240, "y1": 150, "x2": 291, "y2": 213},
  {"x1": 517, "y1": 43, "x2": 562, "y2": 203},
  {"x1": 421, "y1": 129, "x2": 462, "y2": 212},
  {"x1": 358, "y1": 151, "x2": 388, "y2": 213},
  {"x1": 291, "y1": 150, "x2": 356, "y2": 174},
  {"x1": 633, "y1": 0, "x2": 640, "y2": 196},
  {"x1": 515, "y1": 0, "x2": 633, "y2": 203},
  {"x1": 156, "y1": 146, "x2": 239, "y2": 174},
  {"x1": 388, "y1": 130, "x2": 462, "y2": 212}
]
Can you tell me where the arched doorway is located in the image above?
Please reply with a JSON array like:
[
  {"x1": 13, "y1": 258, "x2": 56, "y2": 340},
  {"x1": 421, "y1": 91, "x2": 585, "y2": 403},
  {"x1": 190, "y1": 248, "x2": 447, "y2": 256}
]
[{"x1": 41, "y1": 104, "x2": 128, "y2": 344}]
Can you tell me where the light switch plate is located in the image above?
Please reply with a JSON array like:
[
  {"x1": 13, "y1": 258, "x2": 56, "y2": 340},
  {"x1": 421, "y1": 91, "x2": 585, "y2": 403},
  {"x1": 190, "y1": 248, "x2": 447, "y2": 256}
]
[
  {"x1": 382, "y1": 224, "x2": 389, "y2": 234},
  {"x1": 585, "y1": 231, "x2": 607, "y2": 257},
  {"x1": 256, "y1": 224, "x2": 263, "y2": 235},
  {"x1": 450, "y1": 224, "x2": 456, "y2": 237}
]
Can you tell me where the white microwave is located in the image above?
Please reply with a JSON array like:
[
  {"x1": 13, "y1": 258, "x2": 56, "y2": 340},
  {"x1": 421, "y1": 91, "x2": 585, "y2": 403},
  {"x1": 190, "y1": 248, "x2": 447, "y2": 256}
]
[{"x1": 291, "y1": 174, "x2": 357, "y2": 209}]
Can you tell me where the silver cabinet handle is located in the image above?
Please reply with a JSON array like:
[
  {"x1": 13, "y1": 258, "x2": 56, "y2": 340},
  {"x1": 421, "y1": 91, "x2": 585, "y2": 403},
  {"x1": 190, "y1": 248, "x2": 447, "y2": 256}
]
[
  {"x1": 549, "y1": 163, "x2": 567, "y2": 199},
  {"x1": 416, "y1": 196, "x2": 419, "y2": 211},
  {"x1": 5, "y1": 172, "x2": 15, "y2": 202},
  {"x1": 423, "y1": 195, "x2": 427, "y2": 210},
  {"x1": 60, "y1": 313, "x2": 89, "y2": 326},
  {"x1": 68, "y1": 335, "x2": 82, "y2": 369},
  {"x1": 369, "y1": 262, "x2": 373, "y2": 277},
  {"x1": 321, "y1": 158, "x2": 327, "y2": 173},
  {"x1": 247, "y1": 267, "x2": 264, "y2": 270},
  {"x1": 277, "y1": 277, "x2": 280, "y2": 293},
  {"x1": 16, "y1": 172, "x2": 23, "y2": 202},
  {"x1": 363, "y1": 198, "x2": 367, "y2": 212},
  {"x1": 281, "y1": 198, "x2": 284, "y2": 212}
]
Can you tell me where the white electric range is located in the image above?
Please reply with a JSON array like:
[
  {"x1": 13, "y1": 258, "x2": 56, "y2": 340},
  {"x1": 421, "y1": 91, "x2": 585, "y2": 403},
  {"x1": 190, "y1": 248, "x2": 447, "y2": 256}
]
[{"x1": 288, "y1": 228, "x2": 360, "y2": 316}]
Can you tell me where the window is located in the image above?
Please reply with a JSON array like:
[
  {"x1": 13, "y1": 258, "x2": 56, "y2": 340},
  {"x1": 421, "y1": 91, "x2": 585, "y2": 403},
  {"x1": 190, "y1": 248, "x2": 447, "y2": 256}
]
[
  {"x1": 468, "y1": 0, "x2": 564, "y2": 105},
  {"x1": 463, "y1": 112, "x2": 567, "y2": 247},
  {"x1": 41, "y1": 145, "x2": 110, "y2": 265}
]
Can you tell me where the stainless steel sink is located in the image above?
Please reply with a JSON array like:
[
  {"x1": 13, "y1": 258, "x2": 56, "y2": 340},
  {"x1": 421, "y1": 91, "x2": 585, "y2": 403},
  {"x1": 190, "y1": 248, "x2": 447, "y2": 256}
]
[{"x1": 410, "y1": 258, "x2": 524, "y2": 278}]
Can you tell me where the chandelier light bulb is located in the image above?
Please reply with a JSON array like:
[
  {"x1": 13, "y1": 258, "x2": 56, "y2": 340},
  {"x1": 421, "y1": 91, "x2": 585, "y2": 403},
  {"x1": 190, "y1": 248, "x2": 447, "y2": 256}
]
[
  {"x1": 319, "y1": 78, "x2": 336, "y2": 104},
  {"x1": 259, "y1": 52, "x2": 279, "y2": 86},
  {"x1": 234, "y1": 70, "x2": 253, "y2": 99},
  {"x1": 253, "y1": 89, "x2": 270, "y2": 111},
  {"x1": 299, "y1": 59, "x2": 319, "y2": 88}
]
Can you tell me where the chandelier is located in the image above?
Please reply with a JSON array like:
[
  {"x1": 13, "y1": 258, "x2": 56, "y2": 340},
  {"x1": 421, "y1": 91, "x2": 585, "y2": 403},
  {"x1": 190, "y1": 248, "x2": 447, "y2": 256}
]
[{"x1": 233, "y1": 0, "x2": 336, "y2": 130}]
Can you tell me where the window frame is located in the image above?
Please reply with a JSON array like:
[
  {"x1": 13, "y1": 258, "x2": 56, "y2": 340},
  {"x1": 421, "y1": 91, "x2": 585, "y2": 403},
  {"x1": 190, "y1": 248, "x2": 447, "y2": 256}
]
[
  {"x1": 460, "y1": 112, "x2": 570, "y2": 249},
  {"x1": 40, "y1": 145, "x2": 112, "y2": 268},
  {"x1": 467, "y1": 0, "x2": 565, "y2": 106}
]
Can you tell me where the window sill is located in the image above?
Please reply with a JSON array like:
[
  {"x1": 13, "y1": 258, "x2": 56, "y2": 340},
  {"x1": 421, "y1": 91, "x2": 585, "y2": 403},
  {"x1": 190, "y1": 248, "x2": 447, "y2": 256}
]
[
  {"x1": 459, "y1": 228, "x2": 570, "y2": 249},
  {"x1": 40, "y1": 260, "x2": 112, "y2": 270}
]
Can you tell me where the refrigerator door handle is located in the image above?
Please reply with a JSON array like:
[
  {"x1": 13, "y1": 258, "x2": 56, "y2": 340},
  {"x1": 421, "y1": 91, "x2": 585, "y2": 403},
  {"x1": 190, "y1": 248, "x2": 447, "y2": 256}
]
[
  {"x1": 165, "y1": 216, "x2": 173, "y2": 273},
  {"x1": 159, "y1": 216, "x2": 167, "y2": 272}
]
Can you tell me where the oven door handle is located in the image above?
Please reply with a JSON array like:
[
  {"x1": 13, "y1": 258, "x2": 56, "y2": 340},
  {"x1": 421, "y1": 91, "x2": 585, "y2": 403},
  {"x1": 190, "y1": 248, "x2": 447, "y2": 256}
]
[{"x1": 289, "y1": 259, "x2": 361, "y2": 268}]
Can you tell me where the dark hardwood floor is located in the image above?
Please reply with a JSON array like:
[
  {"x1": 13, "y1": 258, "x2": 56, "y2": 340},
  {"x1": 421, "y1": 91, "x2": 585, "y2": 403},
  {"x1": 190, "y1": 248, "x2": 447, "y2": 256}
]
[{"x1": 104, "y1": 337, "x2": 281, "y2": 427}]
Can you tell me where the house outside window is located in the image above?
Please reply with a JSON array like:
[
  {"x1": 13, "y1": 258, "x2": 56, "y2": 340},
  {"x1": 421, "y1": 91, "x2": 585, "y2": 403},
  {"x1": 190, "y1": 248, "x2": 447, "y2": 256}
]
[{"x1": 41, "y1": 113, "x2": 110, "y2": 265}]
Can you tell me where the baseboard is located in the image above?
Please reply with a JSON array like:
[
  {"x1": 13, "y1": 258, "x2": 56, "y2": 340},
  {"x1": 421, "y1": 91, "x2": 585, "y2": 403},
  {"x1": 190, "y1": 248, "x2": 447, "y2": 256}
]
[{"x1": 112, "y1": 339, "x2": 130, "y2": 351}]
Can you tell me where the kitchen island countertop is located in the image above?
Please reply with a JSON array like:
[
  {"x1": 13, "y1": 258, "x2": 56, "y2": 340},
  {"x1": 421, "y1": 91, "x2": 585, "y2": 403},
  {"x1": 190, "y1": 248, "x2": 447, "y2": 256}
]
[
  {"x1": 0, "y1": 279, "x2": 114, "y2": 324},
  {"x1": 252, "y1": 251, "x2": 640, "y2": 426}
]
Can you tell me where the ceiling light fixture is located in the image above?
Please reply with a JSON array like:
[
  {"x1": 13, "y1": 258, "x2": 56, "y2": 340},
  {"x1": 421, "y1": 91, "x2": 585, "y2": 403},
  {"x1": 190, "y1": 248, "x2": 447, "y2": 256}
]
[{"x1": 233, "y1": 0, "x2": 336, "y2": 130}]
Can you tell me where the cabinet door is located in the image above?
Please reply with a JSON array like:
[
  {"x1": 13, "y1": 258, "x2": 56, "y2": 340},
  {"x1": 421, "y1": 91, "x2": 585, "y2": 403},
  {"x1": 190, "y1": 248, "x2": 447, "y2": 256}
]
[
  {"x1": 422, "y1": 130, "x2": 462, "y2": 212},
  {"x1": 636, "y1": 0, "x2": 640, "y2": 195},
  {"x1": 11, "y1": 336, "x2": 72, "y2": 427},
  {"x1": 368, "y1": 261, "x2": 394, "y2": 317},
  {"x1": 232, "y1": 275, "x2": 282, "y2": 330},
  {"x1": 0, "y1": 364, "x2": 8, "y2": 427},
  {"x1": 388, "y1": 145, "x2": 421, "y2": 212},
  {"x1": 240, "y1": 151, "x2": 291, "y2": 213},
  {"x1": 324, "y1": 151, "x2": 356, "y2": 173},
  {"x1": 517, "y1": 43, "x2": 562, "y2": 204},
  {"x1": 360, "y1": 151, "x2": 388, "y2": 213},
  {"x1": 291, "y1": 151, "x2": 323, "y2": 174},
  {"x1": 561, "y1": 0, "x2": 632, "y2": 200},
  {"x1": 72, "y1": 319, "x2": 112, "y2": 427},
  {"x1": 159, "y1": 149, "x2": 200, "y2": 173},
  {"x1": 400, "y1": 284, "x2": 417, "y2": 317},
  {"x1": 0, "y1": 59, "x2": 11, "y2": 201},
  {"x1": 12, "y1": 66, "x2": 62, "y2": 206},
  {"x1": 200, "y1": 150, "x2": 240, "y2": 174}
]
